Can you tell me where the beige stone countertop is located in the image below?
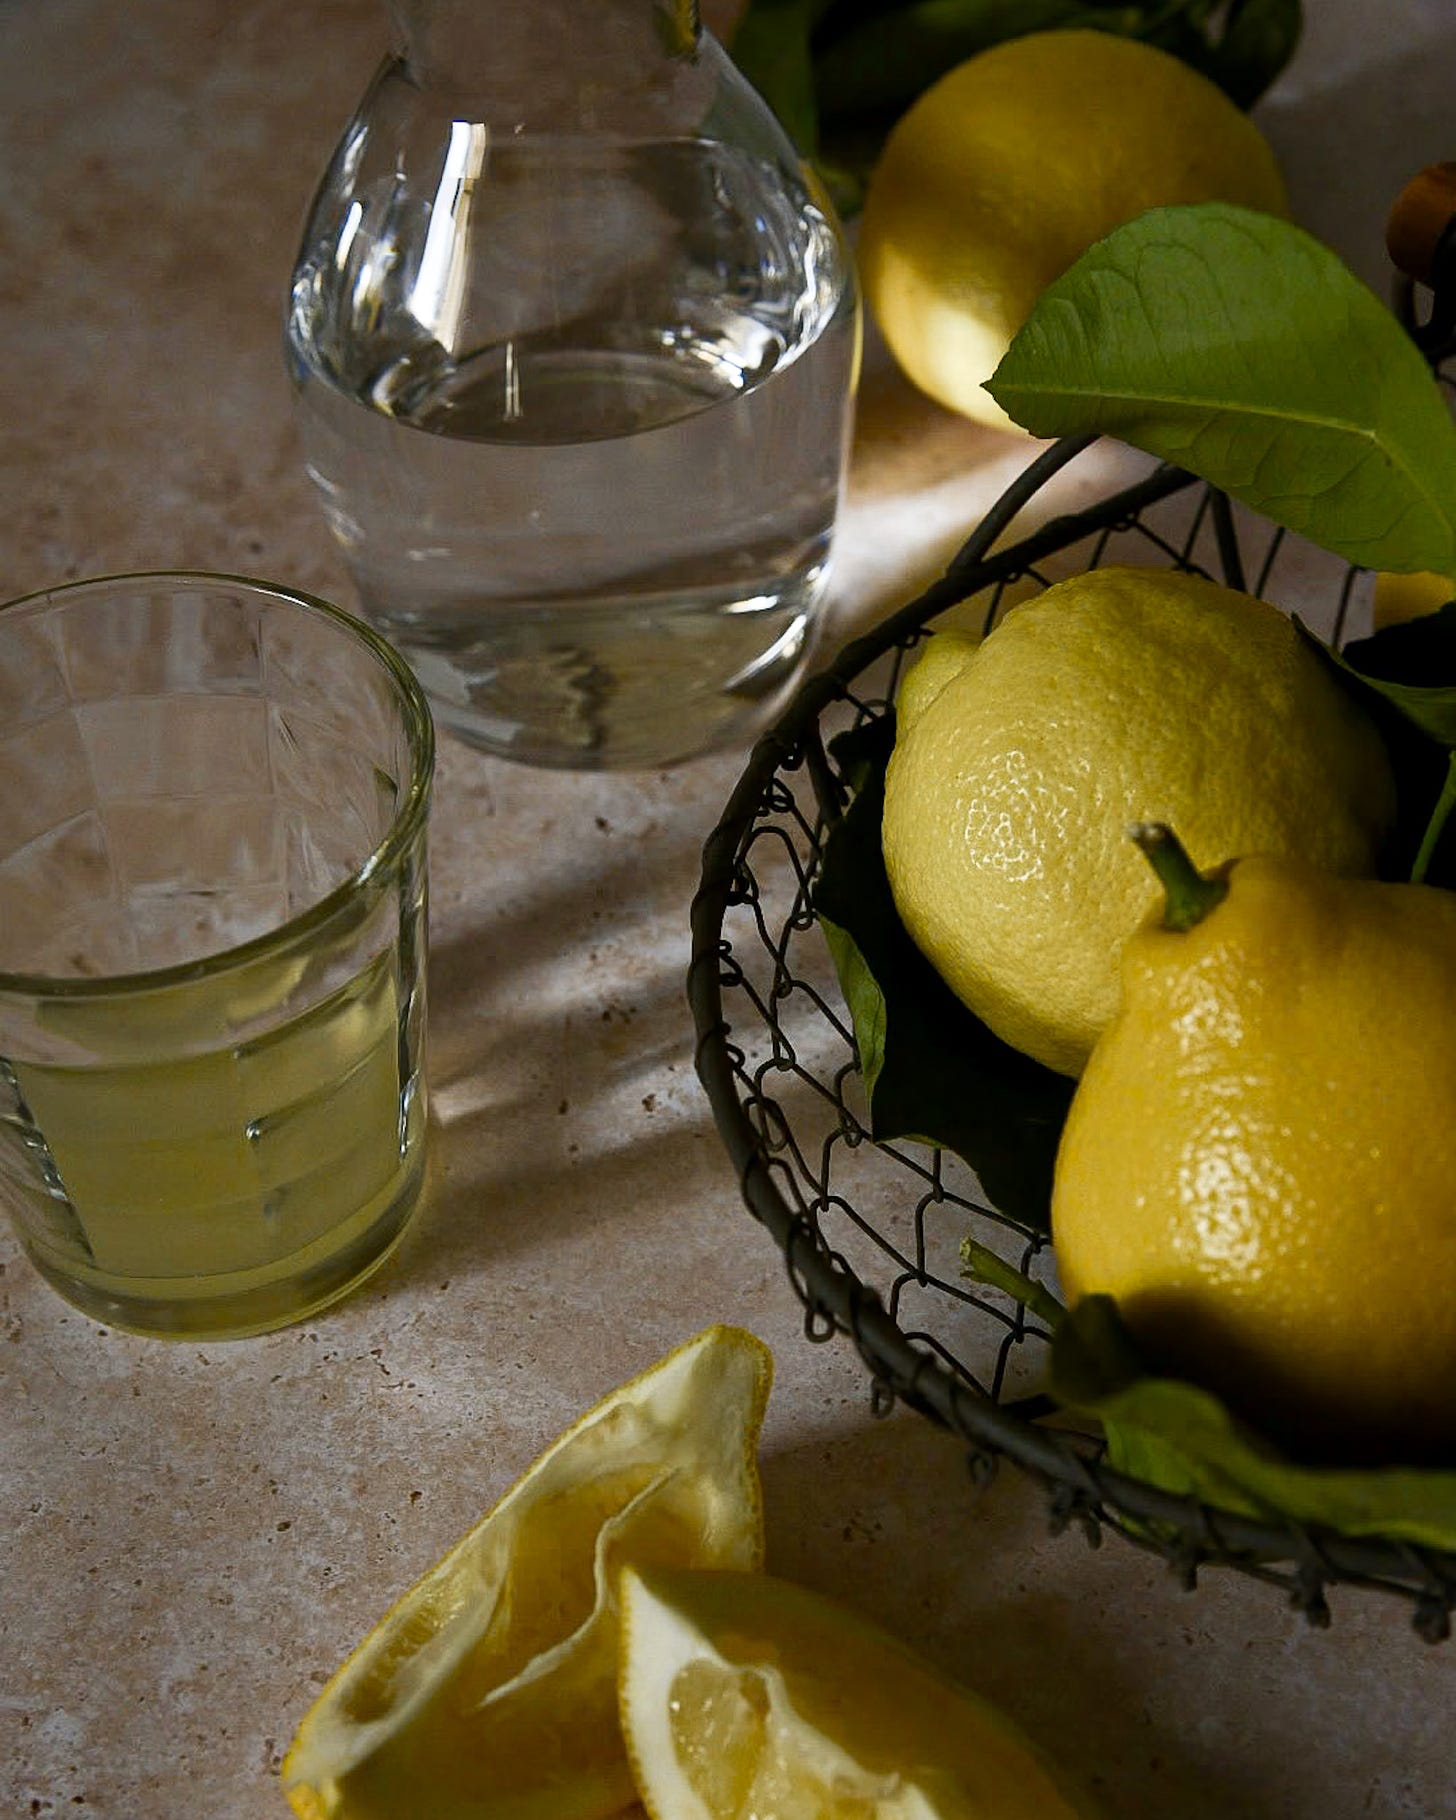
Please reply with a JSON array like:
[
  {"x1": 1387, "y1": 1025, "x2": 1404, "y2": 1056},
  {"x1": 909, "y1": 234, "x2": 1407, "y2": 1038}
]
[{"x1": 6, "y1": 3, "x2": 1456, "y2": 1816}]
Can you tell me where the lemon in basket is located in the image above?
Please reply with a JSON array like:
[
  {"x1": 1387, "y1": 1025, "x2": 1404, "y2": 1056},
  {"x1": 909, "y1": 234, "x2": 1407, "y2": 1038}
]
[
  {"x1": 1053, "y1": 828, "x2": 1456, "y2": 1464},
  {"x1": 281, "y1": 1325, "x2": 772, "y2": 1820},
  {"x1": 881, "y1": 566, "x2": 1397, "y2": 1076},
  {"x1": 858, "y1": 29, "x2": 1288, "y2": 430},
  {"x1": 1372, "y1": 568, "x2": 1456, "y2": 629},
  {"x1": 618, "y1": 1565, "x2": 1099, "y2": 1820}
]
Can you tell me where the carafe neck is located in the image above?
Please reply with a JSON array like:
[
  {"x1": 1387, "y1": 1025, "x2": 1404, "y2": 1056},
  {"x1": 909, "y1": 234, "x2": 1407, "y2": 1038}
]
[{"x1": 386, "y1": 0, "x2": 702, "y2": 100}]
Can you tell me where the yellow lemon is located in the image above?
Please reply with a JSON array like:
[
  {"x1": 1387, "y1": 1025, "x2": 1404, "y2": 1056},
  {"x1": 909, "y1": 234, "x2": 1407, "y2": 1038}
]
[
  {"x1": 1052, "y1": 834, "x2": 1456, "y2": 1464},
  {"x1": 894, "y1": 576, "x2": 1045, "y2": 731},
  {"x1": 1372, "y1": 568, "x2": 1456, "y2": 630},
  {"x1": 858, "y1": 29, "x2": 1288, "y2": 430},
  {"x1": 282, "y1": 1326, "x2": 772, "y2": 1820},
  {"x1": 618, "y1": 1566, "x2": 1099, "y2": 1820},
  {"x1": 881, "y1": 566, "x2": 1396, "y2": 1076},
  {"x1": 895, "y1": 628, "x2": 981, "y2": 731}
]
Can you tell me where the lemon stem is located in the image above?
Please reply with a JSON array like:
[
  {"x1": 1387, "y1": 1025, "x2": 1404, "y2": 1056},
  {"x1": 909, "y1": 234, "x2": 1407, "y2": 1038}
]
[{"x1": 1129, "y1": 822, "x2": 1228, "y2": 931}]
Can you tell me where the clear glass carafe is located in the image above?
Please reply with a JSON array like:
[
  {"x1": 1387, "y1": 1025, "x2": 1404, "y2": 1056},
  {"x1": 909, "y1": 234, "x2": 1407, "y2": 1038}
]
[{"x1": 286, "y1": 0, "x2": 860, "y2": 769}]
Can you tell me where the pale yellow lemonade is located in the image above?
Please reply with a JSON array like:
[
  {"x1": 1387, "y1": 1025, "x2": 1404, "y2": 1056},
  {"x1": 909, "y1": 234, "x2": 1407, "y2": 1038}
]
[{"x1": 8, "y1": 944, "x2": 425, "y2": 1336}]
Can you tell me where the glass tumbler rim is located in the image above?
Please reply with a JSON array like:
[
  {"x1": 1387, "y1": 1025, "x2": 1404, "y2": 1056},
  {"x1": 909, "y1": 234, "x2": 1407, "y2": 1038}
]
[{"x1": 0, "y1": 568, "x2": 435, "y2": 1001}]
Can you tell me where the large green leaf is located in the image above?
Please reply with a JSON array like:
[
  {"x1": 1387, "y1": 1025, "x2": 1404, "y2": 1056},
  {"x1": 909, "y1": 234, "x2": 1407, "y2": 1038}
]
[
  {"x1": 813, "y1": 715, "x2": 1073, "y2": 1230},
  {"x1": 1050, "y1": 1298, "x2": 1456, "y2": 1550},
  {"x1": 988, "y1": 203, "x2": 1456, "y2": 579}
]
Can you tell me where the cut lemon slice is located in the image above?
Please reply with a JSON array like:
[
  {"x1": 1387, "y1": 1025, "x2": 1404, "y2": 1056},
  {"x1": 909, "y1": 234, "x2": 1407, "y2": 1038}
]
[
  {"x1": 283, "y1": 1326, "x2": 773, "y2": 1820},
  {"x1": 618, "y1": 1567, "x2": 1099, "y2": 1820}
]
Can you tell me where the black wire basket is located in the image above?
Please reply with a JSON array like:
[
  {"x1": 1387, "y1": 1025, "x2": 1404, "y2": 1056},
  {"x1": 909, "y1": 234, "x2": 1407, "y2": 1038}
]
[{"x1": 688, "y1": 432, "x2": 1456, "y2": 1643}]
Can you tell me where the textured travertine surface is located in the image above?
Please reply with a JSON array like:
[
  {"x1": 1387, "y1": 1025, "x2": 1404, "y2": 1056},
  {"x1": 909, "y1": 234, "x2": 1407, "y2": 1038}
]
[{"x1": 5, "y1": 4, "x2": 1456, "y2": 1818}]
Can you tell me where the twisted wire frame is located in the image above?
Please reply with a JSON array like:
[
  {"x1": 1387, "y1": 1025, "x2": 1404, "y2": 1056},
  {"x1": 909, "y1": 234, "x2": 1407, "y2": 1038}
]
[{"x1": 688, "y1": 436, "x2": 1456, "y2": 1642}]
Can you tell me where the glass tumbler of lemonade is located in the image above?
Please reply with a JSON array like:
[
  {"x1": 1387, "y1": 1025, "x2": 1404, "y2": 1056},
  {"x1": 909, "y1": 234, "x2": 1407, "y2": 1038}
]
[{"x1": 0, "y1": 573, "x2": 434, "y2": 1339}]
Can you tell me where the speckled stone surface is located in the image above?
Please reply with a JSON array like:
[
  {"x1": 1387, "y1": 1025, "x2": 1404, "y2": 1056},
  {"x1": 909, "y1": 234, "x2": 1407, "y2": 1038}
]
[{"x1": 5, "y1": 4, "x2": 1456, "y2": 1817}]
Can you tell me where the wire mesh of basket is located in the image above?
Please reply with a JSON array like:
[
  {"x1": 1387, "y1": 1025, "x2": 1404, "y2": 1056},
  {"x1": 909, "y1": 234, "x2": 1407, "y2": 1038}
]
[{"x1": 688, "y1": 433, "x2": 1456, "y2": 1643}]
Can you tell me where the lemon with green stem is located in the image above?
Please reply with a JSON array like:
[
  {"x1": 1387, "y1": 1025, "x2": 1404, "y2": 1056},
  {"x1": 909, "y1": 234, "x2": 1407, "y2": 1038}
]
[{"x1": 1053, "y1": 824, "x2": 1456, "y2": 1464}]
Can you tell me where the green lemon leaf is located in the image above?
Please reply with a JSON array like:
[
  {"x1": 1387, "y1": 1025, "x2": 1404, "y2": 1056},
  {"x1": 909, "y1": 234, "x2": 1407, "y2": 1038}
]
[
  {"x1": 728, "y1": 0, "x2": 824, "y2": 156},
  {"x1": 988, "y1": 204, "x2": 1456, "y2": 579},
  {"x1": 1050, "y1": 1298, "x2": 1456, "y2": 1550},
  {"x1": 811, "y1": 0, "x2": 1094, "y2": 129},
  {"x1": 825, "y1": 711, "x2": 890, "y2": 797},
  {"x1": 732, "y1": 2, "x2": 1299, "y2": 213},
  {"x1": 1191, "y1": 0, "x2": 1302, "y2": 107},
  {"x1": 1410, "y1": 752, "x2": 1456, "y2": 886},
  {"x1": 959, "y1": 1234, "x2": 1065, "y2": 1331},
  {"x1": 1340, "y1": 599, "x2": 1456, "y2": 743},
  {"x1": 813, "y1": 715, "x2": 1073, "y2": 1230},
  {"x1": 1297, "y1": 607, "x2": 1456, "y2": 886},
  {"x1": 818, "y1": 915, "x2": 890, "y2": 1100}
]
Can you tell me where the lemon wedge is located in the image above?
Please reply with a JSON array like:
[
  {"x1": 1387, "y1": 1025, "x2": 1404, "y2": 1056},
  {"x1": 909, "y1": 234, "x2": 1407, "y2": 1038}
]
[
  {"x1": 283, "y1": 1326, "x2": 773, "y2": 1820},
  {"x1": 618, "y1": 1566, "x2": 1099, "y2": 1820}
]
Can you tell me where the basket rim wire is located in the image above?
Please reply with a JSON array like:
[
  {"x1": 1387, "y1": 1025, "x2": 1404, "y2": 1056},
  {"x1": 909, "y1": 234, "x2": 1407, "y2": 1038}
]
[{"x1": 687, "y1": 435, "x2": 1456, "y2": 1641}]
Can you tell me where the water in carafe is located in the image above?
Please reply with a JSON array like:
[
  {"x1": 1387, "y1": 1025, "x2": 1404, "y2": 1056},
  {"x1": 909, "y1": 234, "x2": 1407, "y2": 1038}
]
[{"x1": 286, "y1": 4, "x2": 859, "y2": 768}]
